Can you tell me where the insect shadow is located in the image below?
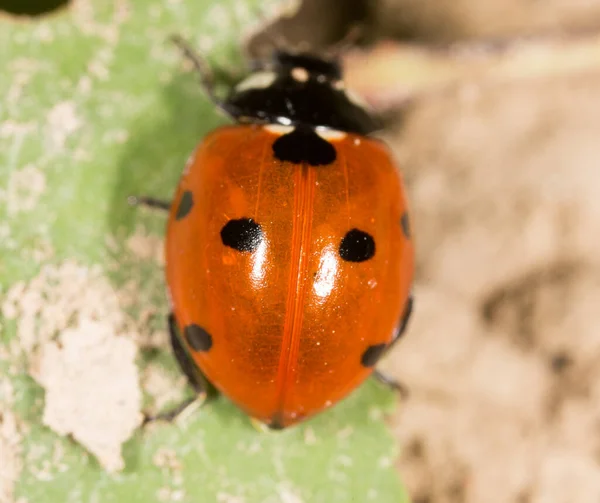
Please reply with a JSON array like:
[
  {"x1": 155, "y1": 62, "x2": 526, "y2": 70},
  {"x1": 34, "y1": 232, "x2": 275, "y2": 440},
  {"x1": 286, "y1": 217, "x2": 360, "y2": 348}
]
[
  {"x1": 105, "y1": 65, "x2": 236, "y2": 445},
  {"x1": 107, "y1": 70, "x2": 229, "y2": 239}
]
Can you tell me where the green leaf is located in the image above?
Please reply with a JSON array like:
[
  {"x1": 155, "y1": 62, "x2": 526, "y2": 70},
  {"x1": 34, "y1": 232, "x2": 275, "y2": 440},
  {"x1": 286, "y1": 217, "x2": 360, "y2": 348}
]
[{"x1": 0, "y1": 1, "x2": 409, "y2": 501}]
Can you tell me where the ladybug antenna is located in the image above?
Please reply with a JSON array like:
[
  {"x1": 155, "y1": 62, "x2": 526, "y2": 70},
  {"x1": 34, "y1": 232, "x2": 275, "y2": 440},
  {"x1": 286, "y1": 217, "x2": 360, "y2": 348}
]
[
  {"x1": 260, "y1": 31, "x2": 312, "y2": 60},
  {"x1": 250, "y1": 29, "x2": 291, "y2": 70},
  {"x1": 169, "y1": 34, "x2": 221, "y2": 106},
  {"x1": 262, "y1": 29, "x2": 291, "y2": 53},
  {"x1": 323, "y1": 24, "x2": 364, "y2": 61}
]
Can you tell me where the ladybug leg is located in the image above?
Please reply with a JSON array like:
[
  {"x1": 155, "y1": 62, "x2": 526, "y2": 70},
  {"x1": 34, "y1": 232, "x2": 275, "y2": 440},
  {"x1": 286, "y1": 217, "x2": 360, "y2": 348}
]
[
  {"x1": 128, "y1": 195, "x2": 170, "y2": 212},
  {"x1": 143, "y1": 313, "x2": 215, "y2": 425},
  {"x1": 167, "y1": 313, "x2": 213, "y2": 397},
  {"x1": 249, "y1": 418, "x2": 272, "y2": 433},
  {"x1": 142, "y1": 396, "x2": 201, "y2": 425},
  {"x1": 372, "y1": 294, "x2": 414, "y2": 398},
  {"x1": 169, "y1": 34, "x2": 231, "y2": 112},
  {"x1": 372, "y1": 369, "x2": 409, "y2": 397}
]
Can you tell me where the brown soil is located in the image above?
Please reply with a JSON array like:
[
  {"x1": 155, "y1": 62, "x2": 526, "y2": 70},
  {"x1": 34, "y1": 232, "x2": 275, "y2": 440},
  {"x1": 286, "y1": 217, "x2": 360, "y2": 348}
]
[{"x1": 340, "y1": 2, "x2": 600, "y2": 500}]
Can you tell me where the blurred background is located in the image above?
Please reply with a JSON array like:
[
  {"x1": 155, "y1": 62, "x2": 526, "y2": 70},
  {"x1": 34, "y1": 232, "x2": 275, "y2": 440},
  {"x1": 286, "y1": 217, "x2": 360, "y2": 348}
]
[
  {"x1": 259, "y1": 1, "x2": 600, "y2": 502},
  {"x1": 3, "y1": 1, "x2": 600, "y2": 502}
]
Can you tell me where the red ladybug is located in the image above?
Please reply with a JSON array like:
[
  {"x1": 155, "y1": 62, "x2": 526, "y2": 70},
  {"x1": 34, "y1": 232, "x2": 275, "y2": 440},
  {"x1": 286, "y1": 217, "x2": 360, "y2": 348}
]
[{"x1": 138, "y1": 37, "x2": 414, "y2": 429}]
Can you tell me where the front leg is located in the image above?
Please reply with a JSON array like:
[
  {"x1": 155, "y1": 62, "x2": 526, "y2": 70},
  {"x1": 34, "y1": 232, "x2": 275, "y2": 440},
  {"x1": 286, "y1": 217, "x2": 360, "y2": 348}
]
[{"x1": 128, "y1": 195, "x2": 171, "y2": 212}]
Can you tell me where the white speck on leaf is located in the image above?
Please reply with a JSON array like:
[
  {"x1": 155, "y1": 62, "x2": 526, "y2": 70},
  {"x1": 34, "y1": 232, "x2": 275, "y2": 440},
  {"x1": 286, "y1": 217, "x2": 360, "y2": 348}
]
[
  {"x1": 87, "y1": 60, "x2": 109, "y2": 80},
  {"x1": 304, "y1": 427, "x2": 317, "y2": 445},
  {"x1": 76, "y1": 76, "x2": 93, "y2": 94},
  {"x1": 337, "y1": 426, "x2": 354, "y2": 440},
  {"x1": 0, "y1": 388, "x2": 22, "y2": 503},
  {"x1": 126, "y1": 226, "x2": 164, "y2": 265},
  {"x1": 6, "y1": 58, "x2": 37, "y2": 104},
  {"x1": 72, "y1": 0, "x2": 129, "y2": 43},
  {"x1": 338, "y1": 455, "x2": 353, "y2": 467},
  {"x1": 278, "y1": 483, "x2": 304, "y2": 503},
  {"x1": 0, "y1": 120, "x2": 35, "y2": 139},
  {"x1": 6, "y1": 164, "x2": 46, "y2": 216},
  {"x1": 34, "y1": 24, "x2": 54, "y2": 43},
  {"x1": 379, "y1": 456, "x2": 392, "y2": 468},
  {"x1": 217, "y1": 493, "x2": 245, "y2": 503},
  {"x1": 369, "y1": 407, "x2": 384, "y2": 422},
  {"x1": 47, "y1": 101, "x2": 81, "y2": 149}
]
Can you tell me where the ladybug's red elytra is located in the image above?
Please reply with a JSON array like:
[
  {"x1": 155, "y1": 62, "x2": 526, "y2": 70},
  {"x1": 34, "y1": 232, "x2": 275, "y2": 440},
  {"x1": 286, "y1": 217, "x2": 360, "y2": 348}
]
[{"x1": 137, "y1": 37, "x2": 414, "y2": 429}]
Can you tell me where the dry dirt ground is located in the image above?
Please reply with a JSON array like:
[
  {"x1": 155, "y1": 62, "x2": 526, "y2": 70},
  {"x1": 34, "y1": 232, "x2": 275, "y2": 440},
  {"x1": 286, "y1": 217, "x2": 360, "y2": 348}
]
[
  {"x1": 339, "y1": 2, "x2": 600, "y2": 502},
  {"x1": 383, "y1": 70, "x2": 600, "y2": 503}
]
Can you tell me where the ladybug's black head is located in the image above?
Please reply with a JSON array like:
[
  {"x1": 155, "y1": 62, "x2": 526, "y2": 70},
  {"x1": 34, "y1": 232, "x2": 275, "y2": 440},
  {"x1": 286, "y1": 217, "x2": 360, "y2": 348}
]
[{"x1": 223, "y1": 51, "x2": 380, "y2": 135}]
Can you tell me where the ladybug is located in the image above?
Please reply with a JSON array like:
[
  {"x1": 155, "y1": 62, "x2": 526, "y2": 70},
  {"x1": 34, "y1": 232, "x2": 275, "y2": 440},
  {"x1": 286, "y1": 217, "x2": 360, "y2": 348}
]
[{"x1": 137, "y1": 36, "x2": 414, "y2": 429}]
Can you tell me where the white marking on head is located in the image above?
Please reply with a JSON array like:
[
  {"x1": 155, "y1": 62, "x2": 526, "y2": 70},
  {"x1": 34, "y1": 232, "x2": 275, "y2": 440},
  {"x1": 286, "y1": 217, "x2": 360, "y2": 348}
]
[
  {"x1": 235, "y1": 71, "x2": 277, "y2": 93},
  {"x1": 291, "y1": 67, "x2": 309, "y2": 83},
  {"x1": 276, "y1": 116, "x2": 292, "y2": 126},
  {"x1": 264, "y1": 124, "x2": 295, "y2": 135},
  {"x1": 315, "y1": 126, "x2": 347, "y2": 141}
]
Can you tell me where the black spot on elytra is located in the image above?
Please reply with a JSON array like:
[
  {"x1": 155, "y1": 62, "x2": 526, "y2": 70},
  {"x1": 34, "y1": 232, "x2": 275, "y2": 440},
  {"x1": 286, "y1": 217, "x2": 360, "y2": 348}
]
[
  {"x1": 400, "y1": 212, "x2": 411, "y2": 239},
  {"x1": 220, "y1": 218, "x2": 263, "y2": 252},
  {"x1": 184, "y1": 324, "x2": 213, "y2": 352},
  {"x1": 339, "y1": 229, "x2": 375, "y2": 262},
  {"x1": 361, "y1": 344, "x2": 387, "y2": 367},
  {"x1": 272, "y1": 127, "x2": 336, "y2": 166},
  {"x1": 175, "y1": 191, "x2": 194, "y2": 220}
]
